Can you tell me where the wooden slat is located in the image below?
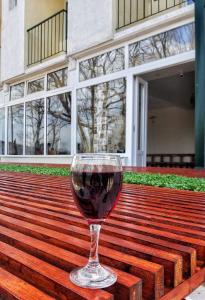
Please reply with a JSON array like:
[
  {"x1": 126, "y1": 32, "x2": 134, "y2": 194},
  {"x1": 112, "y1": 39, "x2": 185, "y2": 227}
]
[
  {"x1": 0, "y1": 204, "x2": 182, "y2": 288},
  {"x1": 0, "y1": 169, "x2": 204, "y2": 300},
  {"x1": 160, "y1": 267, "x2": 205, "y2": 300},
  {"x1": 0, "y1": 213, "x2": 163, "y2": 300},
  {"x1": 0, "y1": 241, "x2": 113, "y2": 300},
  {"x1": 0, "y1": 202, "x2": 195, "y2": 278},
  {"x1": 0, "y1": 267, "x2": 54, "y2": 300},
  {"x1": 0, "y1": 224, "x2": 141, "y2": 300}
]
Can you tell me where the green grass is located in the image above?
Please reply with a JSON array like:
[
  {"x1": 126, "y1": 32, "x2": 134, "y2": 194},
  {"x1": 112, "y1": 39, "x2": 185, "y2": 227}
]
[
  {"x1": 123, "y1": 172, "x2": 205, "y2": 192},
  {"x1": 0, "y1": 164, "x2": 70, "y2": 177},
  {"x1": 0, "y1": 164, "x2": 205, "y2": 192}
]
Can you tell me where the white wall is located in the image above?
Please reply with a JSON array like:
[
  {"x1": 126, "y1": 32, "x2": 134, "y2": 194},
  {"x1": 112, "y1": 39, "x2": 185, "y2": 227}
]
[
  {"x1": 0, "y1": 90, "x2": 4, "y2": 105},
  {"x1": 0, "y1": 156, "x2": 73, "y2": 165},
  {"x1": 148, "y1": 106, "x2": 195, "y2": 154},
  {"x1": 68, "y1": 0, "x2": 114, "y2": 55},
  {"x1": 1, "y1": 0, "x2": 25, "y2": 82}
]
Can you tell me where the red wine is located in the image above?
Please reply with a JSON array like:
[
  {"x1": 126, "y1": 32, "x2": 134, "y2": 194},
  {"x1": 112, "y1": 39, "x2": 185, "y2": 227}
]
[{"x1": 71, "y1": 170, "x2": 122, "y2": 224}]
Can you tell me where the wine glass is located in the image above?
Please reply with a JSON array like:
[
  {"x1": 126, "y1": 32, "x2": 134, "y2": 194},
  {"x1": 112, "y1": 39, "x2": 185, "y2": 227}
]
[{"x1": 70, "y1": 154, "x2": 123, "y2": 289}]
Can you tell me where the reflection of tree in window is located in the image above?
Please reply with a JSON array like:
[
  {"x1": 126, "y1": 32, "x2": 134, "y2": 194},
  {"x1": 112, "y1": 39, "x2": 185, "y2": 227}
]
[
  {"x1": 129, "y1": 23, "x2": 195, "y2": 67},
  {"x1": 47, "y1": 93, "x2": 71, "y2": 155},
  {"x1": 8, "y1": 104, "x2": 24, "y2": 155},
  {"x1": 10, "y1": 83, "x2": 25, "y2": 100},
  {"x1": 79, "y1": 48, "x2": 125, "y2": 81},
  {"x1": 28, "y1": 78, "x2": 44, "y2": 94},
  {"x1": 26, "y1": 100, "x2": 44, "y2": 155},
  {"x1": 0, "y1": 109, "x2": 5, "y2": 155},
  {"x1": 47, "y1": 68, "x2": 68, "y2": 90},
  {"x1": 77, "y1": 78, "x2": 126, "y2": 153}
]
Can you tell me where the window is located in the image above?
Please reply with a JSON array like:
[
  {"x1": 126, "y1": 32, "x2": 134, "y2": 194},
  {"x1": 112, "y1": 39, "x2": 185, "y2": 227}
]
[
  {"x1": 77, "y1": 78, "x2": 126, "y2": 153},
  {"x1": 25, "y1": 99, "x2": 44, "y2": 155},
  {"x1": 9, "y1": 0, "x2": 17, "y2": 10},
  {"x1": 27, "y1": 78, "x2": 44, "y2": 95},
  {"x1": 8, "y1": 104, "x2": 24, "y2": 155},
  {"x1": 47, "y1": 93, "x2": 71, "y2": 155},
  {"x1": 79, "y1": 48, "x2": 125, "y2": 81},
  {"x1": 129, "y1": 23, "x2": 195, "y2": 67},
  {"x1": 10, "y1": 82, "x2": 25, "y2": 101},
  {"x1": 47, "y1": 68, "x2": 68, "y2": 90},
  {"x1": 0, "y1": 109, "x2": 5, "y2": 155}
]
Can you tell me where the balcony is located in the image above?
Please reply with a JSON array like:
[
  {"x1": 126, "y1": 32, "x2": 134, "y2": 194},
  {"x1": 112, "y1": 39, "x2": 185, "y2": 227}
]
[
  {"x1": 116, "y1": 0, "x2": 194, "y2": 30},
  {"x1": 27, "y1": 9, "x2": 67, "y2": 67}
]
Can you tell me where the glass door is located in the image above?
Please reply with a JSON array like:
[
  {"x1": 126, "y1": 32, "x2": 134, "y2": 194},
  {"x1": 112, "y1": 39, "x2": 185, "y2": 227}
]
[{"x1": 132, "y1": 77, "x2": 148, "y2": 166}]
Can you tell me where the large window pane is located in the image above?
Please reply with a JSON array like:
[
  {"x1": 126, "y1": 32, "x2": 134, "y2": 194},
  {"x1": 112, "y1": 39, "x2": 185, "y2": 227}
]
[
  {"x1": 77, "y1": 78, "x2": 126, "y2": 153},
  {"x1": 47, "y1": 68, "x2": 68, "y2": 90},
  {"x1": 79, "y1": 47, "x2": 125, "y2": 81},
  {"x1": 8, "y1": 104, "x2": 24, "y2": 155},
  {"x1": 0, "y1": 109, "x2": 5, "y2": 155},
  {"x1": 129, "y1": 23, "x2": 195, "y2": 67},
  {"x1": 27, "y1": 78, "x2": 44, "y2": 94},
  {"x1": 26, "y1": 99, "x2": 44, "y2": 155},
  {"x1": 47, "y1": 93, "x2": 71, "y2": 155},
  {"x1": 10, "y1": 82, "x2": 25, "y2": 100}
]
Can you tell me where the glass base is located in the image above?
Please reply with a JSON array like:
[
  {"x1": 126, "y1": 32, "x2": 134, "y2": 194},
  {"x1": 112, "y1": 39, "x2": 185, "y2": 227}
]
[{"x1": 70, "y1": 263, "x2": 117, "y2": 289}]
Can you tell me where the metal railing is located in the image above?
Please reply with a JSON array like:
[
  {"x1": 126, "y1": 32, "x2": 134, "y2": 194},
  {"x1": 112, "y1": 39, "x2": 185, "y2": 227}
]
[
  {"x1": 27, "y1": 9, "x2": 67, "y2": 66},
  {"x1": 116, "y1": 0, "x2": 194, "y2": 30}
]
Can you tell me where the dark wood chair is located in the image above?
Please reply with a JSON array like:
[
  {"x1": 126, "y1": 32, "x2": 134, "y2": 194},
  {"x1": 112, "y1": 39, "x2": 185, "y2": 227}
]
[{"x1": 147, "y1": 154, "x2": 195, "y2": 168}]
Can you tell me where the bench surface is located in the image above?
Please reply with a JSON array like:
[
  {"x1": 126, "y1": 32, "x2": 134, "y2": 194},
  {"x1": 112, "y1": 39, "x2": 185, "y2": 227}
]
[{"x1": 0, "y1": 170, "x2": 204, "y2": 300}]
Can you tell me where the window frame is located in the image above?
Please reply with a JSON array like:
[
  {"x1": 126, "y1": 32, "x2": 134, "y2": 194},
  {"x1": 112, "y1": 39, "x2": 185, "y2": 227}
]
[
  {"x1": 47, "y1": 67, "x2": 68, "y2": 91},
  {"x1": 75, "y1": 18, "x2": 195, "y2": 160},
  {"x1": 7, "y1": 103, "x2": 24, "y2": 156},
  {"x1": 27, "y1": 77, "x2": 45, "y2": 95},
  {"x1": 1, "y1": 17, "x2": 195, "y2": 164},
  {"x1": 76, "y1": 77, "x2": 127, "y2": 154},
  {"x1": 0, "y1": 108, "x2": 5, "y2": 155},
  {"x1": 79, "y1": 47, "x2": 125, "y2": 82},
  {"x1": 10, "y1": 82, "x2": 25, "y2": 102},
  {"x1": 46, "y1": 92, "x2": 72, "y2": 156},
  {"x1": 6, "y1": 69, "x2": 72, "y2": 157},
  {"x1": 9, "y1": 0, "x2": 17, "y2": 11},
  {"x1": 25, "y1": 98, "x2": 45, "y2": 156}
]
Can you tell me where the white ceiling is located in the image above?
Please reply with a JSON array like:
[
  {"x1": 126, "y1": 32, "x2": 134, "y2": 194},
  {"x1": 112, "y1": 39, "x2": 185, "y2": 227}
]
[
  {"x1": 142, "y1": 63, "x2": 195, "y2": 110},
  {"x1": 142, "y1": 62, "x2": 194, "y2": 81}
]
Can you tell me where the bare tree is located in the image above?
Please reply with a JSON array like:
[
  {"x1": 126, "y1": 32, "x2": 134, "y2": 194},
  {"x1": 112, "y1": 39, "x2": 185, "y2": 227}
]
[
  {"x1": 77, "y1": 78, "x2": 126, "y2": 153},
  {"x1": 129, "y1": 23, "x2": 194, "y2": 66},
  {"x1": 26, "y1": 100, "x2": 44, "y2": 154},
  {"x1": 47, "y1": 92, "x2": 71, "y2": 154}
]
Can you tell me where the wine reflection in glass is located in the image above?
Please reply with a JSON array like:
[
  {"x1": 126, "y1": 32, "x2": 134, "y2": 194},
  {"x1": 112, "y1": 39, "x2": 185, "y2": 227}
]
[{"x1": 70, "y1": 154, "x2": 123, "y2": 289}]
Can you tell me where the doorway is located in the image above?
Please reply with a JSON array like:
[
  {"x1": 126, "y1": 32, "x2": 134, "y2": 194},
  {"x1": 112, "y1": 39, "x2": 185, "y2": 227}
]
[{"x1": 143, "y1": 62, "x2": 195, "y2": 168}]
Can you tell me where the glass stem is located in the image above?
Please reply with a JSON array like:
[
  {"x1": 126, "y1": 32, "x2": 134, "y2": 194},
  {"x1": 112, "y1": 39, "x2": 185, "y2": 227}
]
[{"x1": 88, "y1": 224, "x2": 101, "y2": 266}]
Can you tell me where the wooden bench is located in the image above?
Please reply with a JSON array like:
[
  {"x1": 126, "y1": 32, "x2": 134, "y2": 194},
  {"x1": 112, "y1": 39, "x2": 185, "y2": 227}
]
[
  {"x1": 0, "y1": 170, "x2": 204, "y2": 299},
  {"x1": 147, "y1": 154, "x2": 195, "y2": 168}
]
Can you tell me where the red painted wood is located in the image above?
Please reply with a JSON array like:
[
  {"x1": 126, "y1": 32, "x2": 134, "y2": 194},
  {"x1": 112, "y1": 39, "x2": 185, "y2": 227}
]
[{"x1": 0, "y1": 170, "x2": 204, "y2": 299}]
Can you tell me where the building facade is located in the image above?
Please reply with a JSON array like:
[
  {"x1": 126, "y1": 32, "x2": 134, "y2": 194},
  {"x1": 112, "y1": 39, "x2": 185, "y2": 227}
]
[{"x1": 0, "y1": 0, "x2": 195, "y2": 166}]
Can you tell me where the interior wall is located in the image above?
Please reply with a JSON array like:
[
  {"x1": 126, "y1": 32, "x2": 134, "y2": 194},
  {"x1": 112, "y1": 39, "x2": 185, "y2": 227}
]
[
  {"x1": 25, "y1": 0, "x2": 65, "y2": 30},
  {"x1": 148, "y1": 106, "x2": 195, "y2": 154}
]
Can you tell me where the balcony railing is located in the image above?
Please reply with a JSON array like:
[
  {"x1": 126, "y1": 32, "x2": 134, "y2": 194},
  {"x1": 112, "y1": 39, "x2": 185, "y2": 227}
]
[
  {"x1": 27, "y1": 9, "x2": 67, "y2": 66},
  {"x1": 116, "y1": 0, "x2": 194, "y2": 30}
]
